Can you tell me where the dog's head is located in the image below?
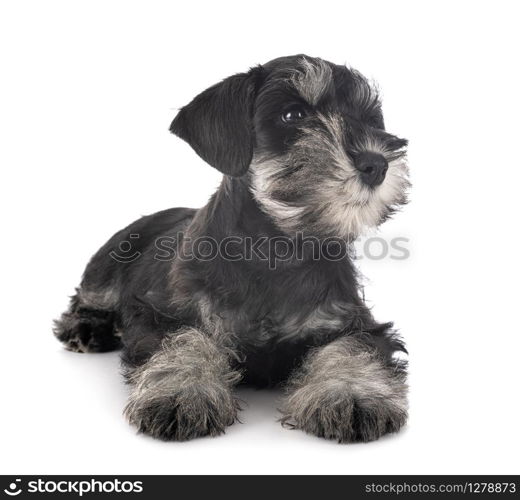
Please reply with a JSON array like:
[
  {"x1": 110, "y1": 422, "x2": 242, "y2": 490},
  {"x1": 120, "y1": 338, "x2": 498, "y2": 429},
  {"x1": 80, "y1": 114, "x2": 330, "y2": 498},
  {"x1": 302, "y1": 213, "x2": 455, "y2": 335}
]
[{"x1": 171, "y1": 55, "x2": 409, "y2": 238}]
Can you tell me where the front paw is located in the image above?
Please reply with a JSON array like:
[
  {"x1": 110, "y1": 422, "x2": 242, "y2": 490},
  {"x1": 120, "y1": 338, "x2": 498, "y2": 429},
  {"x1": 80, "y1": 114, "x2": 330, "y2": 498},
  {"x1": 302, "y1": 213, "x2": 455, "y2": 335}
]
[
  {"x1": 281, "y1": 358, "x2": 408, "y2": 443},
  {"x1": 125, "y1": 383, "x2": 240, "y2": 441}
]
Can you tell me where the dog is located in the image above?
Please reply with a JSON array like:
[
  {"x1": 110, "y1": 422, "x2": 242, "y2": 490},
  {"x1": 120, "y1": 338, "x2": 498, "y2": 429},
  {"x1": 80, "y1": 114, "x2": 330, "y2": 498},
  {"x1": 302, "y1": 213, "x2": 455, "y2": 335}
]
[{"x1": 54, "y1": 55, "x2": 410, "y2": 443}]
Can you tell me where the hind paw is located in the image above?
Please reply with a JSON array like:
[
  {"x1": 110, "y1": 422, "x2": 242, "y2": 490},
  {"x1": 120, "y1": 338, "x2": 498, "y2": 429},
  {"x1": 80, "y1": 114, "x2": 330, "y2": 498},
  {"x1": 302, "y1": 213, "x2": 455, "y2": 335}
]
[{"x1": 53, "y1": 309, "x2": 120, "y2": 353}]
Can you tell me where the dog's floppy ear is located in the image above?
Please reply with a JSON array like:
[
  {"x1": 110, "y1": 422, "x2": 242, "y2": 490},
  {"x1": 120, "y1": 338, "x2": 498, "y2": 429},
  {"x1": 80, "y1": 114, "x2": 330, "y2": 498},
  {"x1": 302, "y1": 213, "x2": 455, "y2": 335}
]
[{"x1": 170, "y1": 67, "x2": 263, "y2": 177}]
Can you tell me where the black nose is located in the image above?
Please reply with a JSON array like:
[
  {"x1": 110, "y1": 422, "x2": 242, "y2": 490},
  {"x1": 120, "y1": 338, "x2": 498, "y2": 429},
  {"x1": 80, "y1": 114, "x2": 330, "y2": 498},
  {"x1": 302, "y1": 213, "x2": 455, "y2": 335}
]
[{"x1": 354, "y1": 152, "x2": 388, "y2": 187}]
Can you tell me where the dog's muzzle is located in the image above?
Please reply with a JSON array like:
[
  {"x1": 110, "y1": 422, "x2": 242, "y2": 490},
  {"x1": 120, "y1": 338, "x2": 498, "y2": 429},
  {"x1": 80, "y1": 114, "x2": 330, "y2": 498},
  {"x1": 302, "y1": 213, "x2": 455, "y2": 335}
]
[{"x1": 354, "y1": 152, "x2": 388, "y2": 187}]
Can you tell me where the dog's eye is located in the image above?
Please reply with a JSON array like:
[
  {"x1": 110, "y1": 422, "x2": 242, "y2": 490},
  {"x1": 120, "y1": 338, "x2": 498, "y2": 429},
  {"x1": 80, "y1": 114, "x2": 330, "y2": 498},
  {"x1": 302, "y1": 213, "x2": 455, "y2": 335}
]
[
  {"x1": 281, "y1": 108, "x2": 306, "y2": 123},
  {"x1": 367, "y1": 115, "x2": 384, "y2": 130}
]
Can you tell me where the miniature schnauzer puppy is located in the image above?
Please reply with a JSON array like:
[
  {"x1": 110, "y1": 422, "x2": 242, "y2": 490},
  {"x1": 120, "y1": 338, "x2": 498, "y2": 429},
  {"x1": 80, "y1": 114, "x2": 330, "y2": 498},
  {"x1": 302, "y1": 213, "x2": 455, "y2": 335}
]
[{"x1": 54, "y1": 55, "x2": 410, "y2": 443}]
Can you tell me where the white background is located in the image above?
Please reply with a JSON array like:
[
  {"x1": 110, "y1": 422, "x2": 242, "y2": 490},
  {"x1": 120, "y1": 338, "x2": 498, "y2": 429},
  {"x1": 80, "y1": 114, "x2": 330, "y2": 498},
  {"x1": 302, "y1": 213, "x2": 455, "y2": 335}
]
[{"x1": 1, "y1": 0, "x2": 519, "y2": 475}]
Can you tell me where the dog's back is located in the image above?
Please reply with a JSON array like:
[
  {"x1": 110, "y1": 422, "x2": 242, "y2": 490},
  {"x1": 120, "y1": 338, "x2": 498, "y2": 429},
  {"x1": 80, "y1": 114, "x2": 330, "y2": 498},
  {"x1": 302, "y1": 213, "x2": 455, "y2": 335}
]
[{"x1": 53, "y1": 207, "x2": 195, "y2": 353}]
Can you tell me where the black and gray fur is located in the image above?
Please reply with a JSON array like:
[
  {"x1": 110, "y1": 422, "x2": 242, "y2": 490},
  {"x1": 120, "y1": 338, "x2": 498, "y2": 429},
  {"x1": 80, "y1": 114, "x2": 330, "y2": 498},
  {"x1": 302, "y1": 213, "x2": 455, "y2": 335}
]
[{"x1": 54, "y1": 55, "x2": 410, "y2": 443}]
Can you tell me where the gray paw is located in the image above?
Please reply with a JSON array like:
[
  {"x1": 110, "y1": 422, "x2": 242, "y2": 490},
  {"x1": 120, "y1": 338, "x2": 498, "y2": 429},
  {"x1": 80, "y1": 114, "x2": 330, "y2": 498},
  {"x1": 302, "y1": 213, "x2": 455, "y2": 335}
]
[
  {"x1": 125, "y1": 382, "x2": 240, "y2": 441},
  {"x1": 281, "y1": 384, "x2": 407, "y2": 442},
  {"x1": 124, "y1": 329, "x2": 242, "y2": 441},
  {"x1": 281, "y1": 348, "x2": 408, "y2": 443}
]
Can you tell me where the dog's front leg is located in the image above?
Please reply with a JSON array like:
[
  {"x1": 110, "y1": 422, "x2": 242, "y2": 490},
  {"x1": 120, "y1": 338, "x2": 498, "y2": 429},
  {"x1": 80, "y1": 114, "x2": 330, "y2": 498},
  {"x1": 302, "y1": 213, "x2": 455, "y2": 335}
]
[
  {"x1": 124, "y1": 328, "x2": 241, "y2": 441},
  {"x1": 280, "y1": 335, "x2": 408, "y2": 443}
]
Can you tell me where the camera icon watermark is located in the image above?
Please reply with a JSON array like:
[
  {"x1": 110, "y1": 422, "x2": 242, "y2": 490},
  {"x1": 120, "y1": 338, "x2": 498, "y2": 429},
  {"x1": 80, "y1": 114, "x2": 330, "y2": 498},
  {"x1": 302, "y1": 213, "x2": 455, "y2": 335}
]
[
  {"x1": 109, "y1": 234, "x2": 141, "y2": 263},
  {"x1": 4, "y1": 479, "x2": 22, "y2": 496}
]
